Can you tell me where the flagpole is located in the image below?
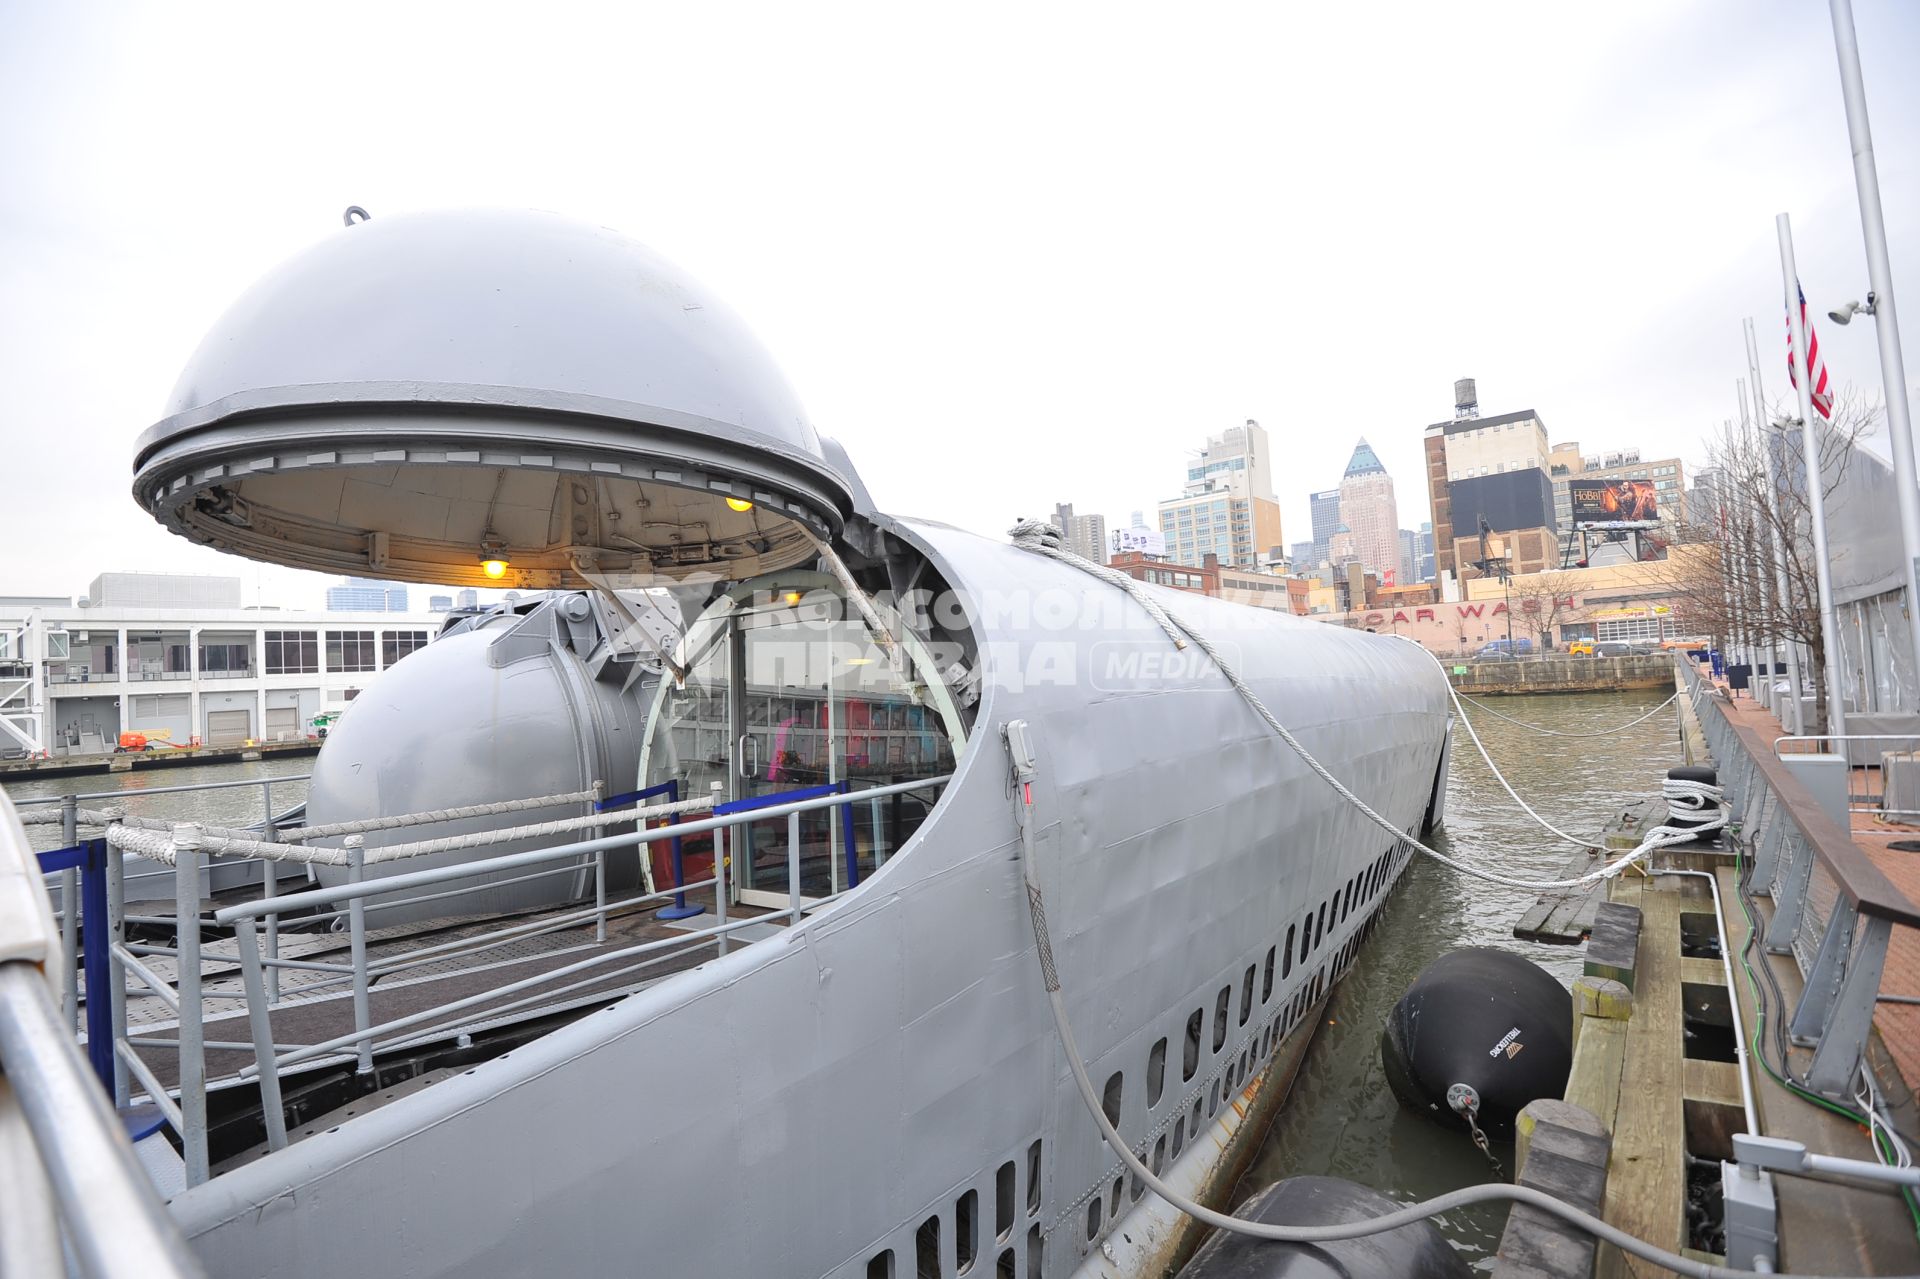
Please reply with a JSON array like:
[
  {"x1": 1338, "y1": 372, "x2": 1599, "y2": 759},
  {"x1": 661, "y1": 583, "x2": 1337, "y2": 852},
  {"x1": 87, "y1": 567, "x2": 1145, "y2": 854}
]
[
  {"x1": 1828, "y1": 0, "x2": 1920, "y2": 704},
  {"x1": 1720, "y1": 424, "x2": 1752, "y2": 683},
  {"x1": 1746, "y1": 316, "x2": 1806, "y2": 733},
  {"x1": 1738, "y1": 378, "x2": 1775, "y2": 709},
  {"x1": 1778, "y1": 213, "x2": 1850, "y2": 738}
]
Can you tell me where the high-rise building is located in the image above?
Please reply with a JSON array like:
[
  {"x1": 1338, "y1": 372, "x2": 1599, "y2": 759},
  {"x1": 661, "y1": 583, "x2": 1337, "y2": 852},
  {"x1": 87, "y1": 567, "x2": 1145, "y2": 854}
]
[
  {"x1": 1416, "y1": 522, "x2": 1435, "y2": 582},
  {"x1": 1336, "y1": 438, "x2": 1399, "y2": 578},
  {"x1": 1307, "y1": 488, "x2": 1341, "y2": 571},
  {"x1": 1397, "y1": 529, "x2": 1418, "y2": 586},
  {"x1": 1049, "y1": 503, "x2": 1109, "y2": 563},
  {"x1": 1327, "y1": 524, "x2": 1358, "y2": 569},
  {"x1": 1685, "y1": 467, "x2": 1727, "y2": 532},
  {"x1": 455, "y1": 588, "x2": 479, "y2": 609},
  {"x1": 325, "y1": 578, "x2": 410, "y2": 612},
  {"x1": 1158, "y1": 420, "x2": 1284, "y2": 569},
  {"x1": 1422, "y1": 379, "x2": 1558, "y2": 582},
  {"x1": 1289, "y1": 539, "x2": 1317, "y2": 573},
  {"x1": 428, "y1": 595, "x2": 453, "y2": 612}
]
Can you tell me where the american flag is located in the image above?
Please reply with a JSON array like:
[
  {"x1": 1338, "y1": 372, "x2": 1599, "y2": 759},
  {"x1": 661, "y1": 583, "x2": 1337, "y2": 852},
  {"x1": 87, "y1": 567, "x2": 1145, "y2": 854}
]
[{"x1": 1787, "y1": 282, "x2": 1835, "y2": 421}]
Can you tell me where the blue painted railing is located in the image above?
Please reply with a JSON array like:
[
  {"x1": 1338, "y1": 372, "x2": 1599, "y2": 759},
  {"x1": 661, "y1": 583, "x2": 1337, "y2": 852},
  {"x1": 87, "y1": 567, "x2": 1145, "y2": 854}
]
[
  {"x1": 34, "y1": 839, "x2": 112, "y2": 1092},
  {"x1": 595, "y1": 780, "x2": 701, "y2": 920},
  {"x1": 714, "y1": 780, "x2": 862, "y2": 891}
]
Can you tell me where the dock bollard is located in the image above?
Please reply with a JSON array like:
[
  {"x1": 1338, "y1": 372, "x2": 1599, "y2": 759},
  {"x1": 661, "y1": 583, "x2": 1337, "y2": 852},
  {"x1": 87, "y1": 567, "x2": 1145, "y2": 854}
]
[{"x1": 1665, "y1": 765, "x2": 1721, "y2": 845}]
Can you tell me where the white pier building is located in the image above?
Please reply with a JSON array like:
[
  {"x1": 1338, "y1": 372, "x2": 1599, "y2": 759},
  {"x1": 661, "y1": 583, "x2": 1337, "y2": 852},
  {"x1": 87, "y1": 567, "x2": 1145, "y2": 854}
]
[{"x1": 0, "y1": 572, "x2": 447, "y2": 757}]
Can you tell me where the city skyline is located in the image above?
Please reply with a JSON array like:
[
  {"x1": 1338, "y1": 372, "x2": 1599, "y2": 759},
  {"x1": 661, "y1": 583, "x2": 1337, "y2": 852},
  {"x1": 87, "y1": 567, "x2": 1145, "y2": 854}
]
[{"x1": 6, "y1": 5, "x2": 1919, "y2": 607}]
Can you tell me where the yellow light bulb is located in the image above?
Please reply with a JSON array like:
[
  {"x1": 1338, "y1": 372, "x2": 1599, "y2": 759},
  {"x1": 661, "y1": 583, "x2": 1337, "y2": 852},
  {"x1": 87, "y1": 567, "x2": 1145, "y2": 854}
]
[
  {"x1": 783, "y1": 591, "x2": 802, "y2": 606},
  {"x1": 481, "y1": 558, "x2": 509, "y2": 580},
  {"x1": 726, "y1": 497, "x2": 755, "y2": 513}
]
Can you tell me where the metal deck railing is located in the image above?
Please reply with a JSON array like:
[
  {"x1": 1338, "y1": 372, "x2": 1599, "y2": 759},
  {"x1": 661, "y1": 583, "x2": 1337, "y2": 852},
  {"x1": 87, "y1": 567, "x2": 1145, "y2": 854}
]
[
  {"x1": 16, "y1": 769, "x2": 949, "y2": 1193},
  {"x1": 1681, "y1": 659, "x2": 1920, "y2": 1098},
  {"x1": 0, "y1": 790, "x2": 201, "y2": 1279}
]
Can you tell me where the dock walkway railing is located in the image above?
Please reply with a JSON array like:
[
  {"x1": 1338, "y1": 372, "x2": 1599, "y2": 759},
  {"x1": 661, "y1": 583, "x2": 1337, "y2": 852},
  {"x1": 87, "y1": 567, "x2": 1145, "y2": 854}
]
[
  {"x1": 11, "y1": 769, "x2": 948, "y2": 1194},
  {"x1": 1773, "y1": 733, "x2": 1920, "y2": 819},
  {"x1": 1682, "y1": 659, "x2": 1920, "y2": 1098}
]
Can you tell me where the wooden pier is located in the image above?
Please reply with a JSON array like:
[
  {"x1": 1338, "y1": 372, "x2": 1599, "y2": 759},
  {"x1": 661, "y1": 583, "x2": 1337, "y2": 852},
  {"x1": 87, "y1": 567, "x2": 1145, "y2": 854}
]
[
  {"x1": 1495, "y1": 668, "x2": 1920, "y2": 1276},
  {"x1": 0, "y1": 739, "x2": 319, "y2": 781}
]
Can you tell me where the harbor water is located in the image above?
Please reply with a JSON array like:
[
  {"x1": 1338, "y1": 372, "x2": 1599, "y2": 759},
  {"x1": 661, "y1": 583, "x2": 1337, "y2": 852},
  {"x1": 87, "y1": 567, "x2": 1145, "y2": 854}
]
[
  {"x1": 3, "y1": 756, "x2": 314, "y2": 853},
  {"x1": 1246, "y1": 686, "x2": 1678, "y2": 1269}
]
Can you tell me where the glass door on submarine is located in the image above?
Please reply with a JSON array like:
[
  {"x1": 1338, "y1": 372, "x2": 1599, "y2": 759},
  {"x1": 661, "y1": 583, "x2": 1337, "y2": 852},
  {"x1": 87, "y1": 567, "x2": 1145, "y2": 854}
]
[{"x1": 638, "y1": 575, "x2": 965, "y2": 914}]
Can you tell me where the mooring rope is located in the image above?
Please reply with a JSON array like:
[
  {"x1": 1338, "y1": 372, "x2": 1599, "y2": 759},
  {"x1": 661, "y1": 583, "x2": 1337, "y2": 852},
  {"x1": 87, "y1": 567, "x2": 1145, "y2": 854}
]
[
  {"x1": 1006, "y1": 522, "x2": 1843, "y2": 1267},
  {"x1": 1454, "y1": 688, "x2": 1682, "y2": 737},
  {"x1": 1006, "y1": 519, "x2": 1719, "y2": 891}
]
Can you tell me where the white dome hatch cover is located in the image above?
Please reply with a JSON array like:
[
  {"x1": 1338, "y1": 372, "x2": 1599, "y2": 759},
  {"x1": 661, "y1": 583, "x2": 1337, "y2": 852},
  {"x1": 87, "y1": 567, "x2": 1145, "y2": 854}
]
[{"x1": 132, "y1": 209, "x2": 855, "y2": 588}]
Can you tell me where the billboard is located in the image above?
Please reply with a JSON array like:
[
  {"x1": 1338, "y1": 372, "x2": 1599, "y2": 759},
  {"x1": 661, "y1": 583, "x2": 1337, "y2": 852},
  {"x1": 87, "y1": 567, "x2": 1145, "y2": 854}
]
[
  {"x1": 1112, "y1": 525, "x2": 1166, "y2": 556},
  {"x1": 1570, "y1": 478, "x2": 1658, "y2": 527},
  {"x1": 1447, "y1": 469, "x2": 1557, "y2": 540}
]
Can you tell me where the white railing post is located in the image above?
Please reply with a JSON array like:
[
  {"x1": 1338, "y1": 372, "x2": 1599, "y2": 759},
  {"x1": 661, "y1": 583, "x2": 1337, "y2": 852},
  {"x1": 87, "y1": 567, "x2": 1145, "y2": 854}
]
[
  {"x1": 788, "y1": 810, "x2": 802, "y2": 926},
  {"x1": 257, "y1": 782, "x2": 283, "y2": 1004},
  {"x1": 592, "y1": 781, "x2": 607, "y2": 945},
  {"x1": 0, "y1": 1072, "x2": 61, "y2": 1276},
  {"x1": 58, "y1": 793, "x2": 78, "y2": 1032},
  {"x1": 713, "y1": 825, "x2": 730, "y2": 956},
  {"x1": 171, "y1": 822, "x2": 209, "y2": 1186},
  {"x1": 234, "y1": 915, "x2": 288, "y2": 1152},
  {"x1": 106, "y1": 824, "x2": 128, "y2": 1107},
  {"x1": 346, "y1": 837, "x2": 374, "y2": 1075}
]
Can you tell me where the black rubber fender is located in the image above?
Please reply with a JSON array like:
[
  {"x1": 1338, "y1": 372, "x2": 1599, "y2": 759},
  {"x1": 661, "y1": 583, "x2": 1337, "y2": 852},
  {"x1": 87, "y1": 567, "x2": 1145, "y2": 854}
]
[
  {"x1": 1176, "y1": 1176, "x2": 1470, "y2": 1279},
  {"x1": 1380, "y1": 947, "x2": 1572, "y2": 1141}
]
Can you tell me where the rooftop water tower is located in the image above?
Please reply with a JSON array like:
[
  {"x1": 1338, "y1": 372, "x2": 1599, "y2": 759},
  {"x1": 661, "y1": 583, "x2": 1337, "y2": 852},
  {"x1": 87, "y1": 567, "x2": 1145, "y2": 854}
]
[{"x1": 1453, "y1": 377, "x2": 1478, "y2": 420}]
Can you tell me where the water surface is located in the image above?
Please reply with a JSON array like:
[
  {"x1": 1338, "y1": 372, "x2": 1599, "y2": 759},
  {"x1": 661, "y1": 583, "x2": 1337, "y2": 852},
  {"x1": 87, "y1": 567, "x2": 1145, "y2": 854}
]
[{"x1": 1246, "y1": 687, "x2": 1678, "y2": 1267}]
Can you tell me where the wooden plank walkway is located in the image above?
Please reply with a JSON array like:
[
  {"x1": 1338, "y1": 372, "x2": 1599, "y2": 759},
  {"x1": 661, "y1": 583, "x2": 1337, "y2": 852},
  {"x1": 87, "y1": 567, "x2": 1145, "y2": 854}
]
[
  {"x1": 1599, "y1": 874, "x2": 1687, "y2": 1279},
  {"x1": 1514, "y1": 800, "x2": 1660, "y2": 945}
]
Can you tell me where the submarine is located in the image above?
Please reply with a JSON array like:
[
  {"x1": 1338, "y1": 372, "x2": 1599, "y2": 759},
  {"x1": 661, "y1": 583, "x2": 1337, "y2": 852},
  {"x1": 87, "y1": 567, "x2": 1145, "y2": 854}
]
[{"x1": 128, "y1": 208, "x2": 1453, "y2": 1278}]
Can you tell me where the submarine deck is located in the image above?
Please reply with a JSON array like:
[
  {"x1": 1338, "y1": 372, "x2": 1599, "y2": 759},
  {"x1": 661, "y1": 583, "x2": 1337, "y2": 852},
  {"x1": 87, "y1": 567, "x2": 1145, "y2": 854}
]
[{"x1": 116, "y1": 885, "x2": 772, "y2": 1113}]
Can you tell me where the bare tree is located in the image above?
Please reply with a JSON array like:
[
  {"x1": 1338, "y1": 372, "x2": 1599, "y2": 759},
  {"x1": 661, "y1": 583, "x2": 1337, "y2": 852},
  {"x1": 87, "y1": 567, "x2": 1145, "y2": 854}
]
[
  {"x1": 1507, "y1": 570, "x2": 1583, "y2": 650},
  {"x1": 1660, "y1": 389, "x2": 1881, "y2": 729}
]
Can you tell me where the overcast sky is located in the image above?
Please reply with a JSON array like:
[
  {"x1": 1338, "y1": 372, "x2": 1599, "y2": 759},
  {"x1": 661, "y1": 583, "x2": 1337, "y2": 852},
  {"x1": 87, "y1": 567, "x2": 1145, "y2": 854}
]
[{"x1": 5, "y1": 2, "x2": 1917, "y2": 607}]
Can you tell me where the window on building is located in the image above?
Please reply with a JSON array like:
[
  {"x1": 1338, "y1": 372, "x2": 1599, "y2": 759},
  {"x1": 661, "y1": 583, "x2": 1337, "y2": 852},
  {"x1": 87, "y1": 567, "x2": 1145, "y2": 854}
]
[
  {"x1": 383, "y1": 631, "x2": 430, "y2": 667},
  {"x1": 199, "y1": 642, "x2": 249, "y2": 674},
  {"x1": 264, "y1": 631, "x2": 319, "y2": 675},
  {"x1": 45, "y1": 632, "x2": 70, "y2": 660},
  {"x1": 1596, "y1": 616, "x2": 1664, "y2": 642},
  {"x1": 325, "y1": 630, "x2": 377, "y2": 672}
]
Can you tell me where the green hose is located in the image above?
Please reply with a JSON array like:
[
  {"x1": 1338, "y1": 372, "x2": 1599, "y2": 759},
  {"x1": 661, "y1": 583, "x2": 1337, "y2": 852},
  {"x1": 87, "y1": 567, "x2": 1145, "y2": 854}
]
[{"x1": 1734, "y1": 841, "x2": 1920, "y2": 1240}]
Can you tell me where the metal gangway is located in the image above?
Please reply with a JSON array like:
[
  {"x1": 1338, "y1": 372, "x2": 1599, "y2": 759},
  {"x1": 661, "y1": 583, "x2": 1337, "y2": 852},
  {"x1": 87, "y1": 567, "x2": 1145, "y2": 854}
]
[{"x1": 3, "y1": 765, "x2": 948, "y2": 1245}]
